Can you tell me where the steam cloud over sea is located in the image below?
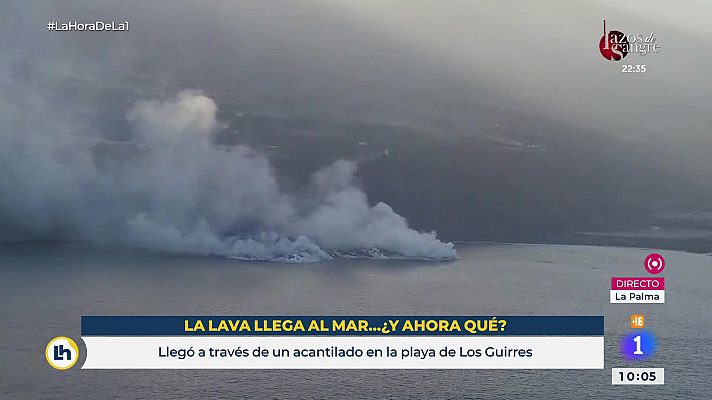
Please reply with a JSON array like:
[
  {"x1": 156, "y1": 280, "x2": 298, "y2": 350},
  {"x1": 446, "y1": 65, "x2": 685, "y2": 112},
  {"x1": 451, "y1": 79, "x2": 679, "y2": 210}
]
[{"x1": 0, "y1": 90, "x2": 456, "y2": 262}]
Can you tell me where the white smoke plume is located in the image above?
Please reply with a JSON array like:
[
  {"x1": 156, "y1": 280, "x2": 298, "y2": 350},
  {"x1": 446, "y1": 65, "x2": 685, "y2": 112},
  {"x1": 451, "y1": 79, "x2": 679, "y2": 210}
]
[{"x1": 0, "y1": 89, "x2": 456, "y2": 262}]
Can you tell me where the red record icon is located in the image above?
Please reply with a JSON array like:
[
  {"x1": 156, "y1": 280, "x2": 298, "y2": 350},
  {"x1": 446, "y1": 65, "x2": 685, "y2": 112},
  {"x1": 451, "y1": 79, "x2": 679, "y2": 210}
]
[{"x1": 644, "y1": 253, "x2": 665, "y2": 274}]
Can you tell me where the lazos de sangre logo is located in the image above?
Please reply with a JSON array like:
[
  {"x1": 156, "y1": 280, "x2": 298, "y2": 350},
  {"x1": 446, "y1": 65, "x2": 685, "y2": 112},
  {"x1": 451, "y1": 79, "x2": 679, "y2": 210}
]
[{"x1": 599, "y1": 20, "x2": 661, "y2": 61}]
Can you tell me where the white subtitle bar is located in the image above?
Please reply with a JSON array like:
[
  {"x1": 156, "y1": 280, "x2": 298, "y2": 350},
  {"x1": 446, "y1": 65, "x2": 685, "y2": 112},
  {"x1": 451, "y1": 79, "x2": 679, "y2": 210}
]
[{"x1": 82, "y1": 336, "x2": 603, "y2": 369}]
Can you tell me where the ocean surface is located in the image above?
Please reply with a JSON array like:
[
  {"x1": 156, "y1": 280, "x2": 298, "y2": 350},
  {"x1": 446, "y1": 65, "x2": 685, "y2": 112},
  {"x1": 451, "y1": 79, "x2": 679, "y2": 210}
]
[{"x1": 1, "y1": 243, "x2": 710, "y2": 399}]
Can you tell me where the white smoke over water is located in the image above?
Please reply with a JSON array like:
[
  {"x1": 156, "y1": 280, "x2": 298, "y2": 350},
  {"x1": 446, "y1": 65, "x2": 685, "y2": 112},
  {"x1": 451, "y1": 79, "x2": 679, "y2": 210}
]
[{"x1": 0, "y1": 89, "x2": 456, "y2": 262}]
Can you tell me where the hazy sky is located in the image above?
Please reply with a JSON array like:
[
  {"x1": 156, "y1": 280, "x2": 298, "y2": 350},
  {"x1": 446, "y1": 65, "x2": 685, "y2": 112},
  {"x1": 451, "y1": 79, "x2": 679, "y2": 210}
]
[
  {"x1": 2, "y1": 0, "x2": 710, "y2": 140},
  {"x1": 316, "y1": 0, "x2": 712, "y2": 140}
]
